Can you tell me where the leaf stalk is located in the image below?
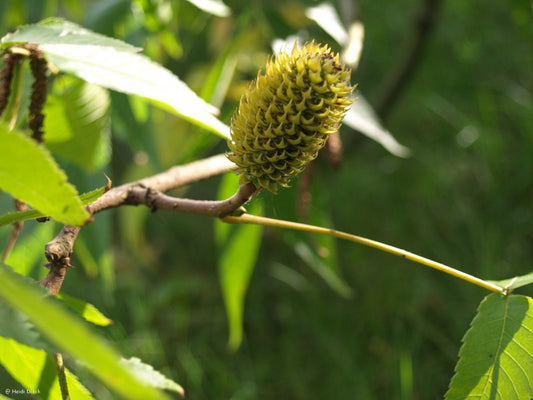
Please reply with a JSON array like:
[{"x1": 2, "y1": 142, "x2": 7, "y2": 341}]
[{"x1": 222, "y1": 213, "x2": 505, "y2": 294}]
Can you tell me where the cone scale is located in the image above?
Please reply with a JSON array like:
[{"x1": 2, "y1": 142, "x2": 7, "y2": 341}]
[{"x1": 227, "y1": 42, "x2": 354, "y2": 192}]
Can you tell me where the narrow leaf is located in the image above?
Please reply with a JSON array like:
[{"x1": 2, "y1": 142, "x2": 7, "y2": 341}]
[
  {"x1": 294, "y1": 241, "x2": 353, "y2": 298},
  {"x1": 489, "y1": 270, "x2": 533, "y2": 291},
  {"x1": 0, "y1": 123, "x2": 90, "y2": 226},
  {"x1": 120, "y1": 357, "x2": 184, "y2": 397},
  {"x1": 344, "y1": 93, "x2": 411, "y2": 158},
  {"x1": 184, "y1": 0, "x2": 231, "y2": 17},
  {"x1": 305, "y1": 3, "x2": 349, "y2": 45},
  {"x1": 1, "y1": 19, "x2": 230, "y2": 138},
  {"x1": 79, "y1": 184, "x2": 109, "y2": 204},
  {"x1": 446, "y1": 294, "x2": 533, "y2": 399},
  {"x1": 0, "y1": 263, "x2": 171, "y2": 400},
  {"x1": 57, "y1": 293, "x2": 113, "y2": 326},
  {"x1": 0, "y1": 209, "x2": 46, "y2": 226},
  {"x1": 215, "y1": 173, "x2": 263, "y2": 350},
  {"x1": 0, "y1": 182, "x2": 107, "y2": 227},
  {"x1": 0, "y1": 337, "x2": 94, "y2": 399}
]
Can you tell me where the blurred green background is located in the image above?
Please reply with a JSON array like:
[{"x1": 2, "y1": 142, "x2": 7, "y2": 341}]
[{"x1": 1, "y1": 0, "x2": 532, "y2": 398}]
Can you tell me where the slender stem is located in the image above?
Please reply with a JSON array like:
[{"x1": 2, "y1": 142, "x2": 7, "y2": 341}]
[
  {"x1": 1, "y1": 200, "x2": 27, "y2": 263},
  {"x1": 53, "y1": 352, "x2": 70, "y2": 400},
  {"x1": 222, "y1": 213, "x2": 505, "y2": 294}
]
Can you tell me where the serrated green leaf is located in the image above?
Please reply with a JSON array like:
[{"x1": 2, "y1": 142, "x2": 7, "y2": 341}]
[
  {"x1": 0, "y1": 263, "x2": 171, "y2": 400},
  {"x1": 0, "y1": 18, "x2": 139, "y2": 51},
  {"x1": 0, "y1": 337, "x2": 94, "y2": 399},
  {"x1": 120, "y1": 357, "x2": 184, "y2": 397},
  {"x1": 57, "y1": 293, "x2": 113, "y2": 326},
  {"x1": 446, "y1": 294, "x2": 533, "y2": 399},
  {"x1": 0, "y1": 209, "x2": 45, "y2": 226},
  {"x1": 0, "y1": 183, "x2": 106, "y2": 226},
  {"x1": 0, "y1": 298, "x2": 48, "y2": 351},
  {"x1": 215, "y1": 172, "x2": 263, "y2": 350},
  {"x1": 0, "y1": 123, "x2": 90, "y2": 226},
  {"x1": 488, "y1": 270, "x2": 533, "y2": 291},
  {"x1": 1, "y1": 19, "x2": 230, "y2": 138},
  {"x1": 44, "y1": 76, "x2": 111, "y2": 170},
  {"x1": 79, "y1": 184, "x2": 108, "y2": 204}
]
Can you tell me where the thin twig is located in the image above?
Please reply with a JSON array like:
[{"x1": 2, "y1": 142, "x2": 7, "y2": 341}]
[
  {"x1": 88, "y1": 153, "x2": 236, "y2": 213},
  {"x1": 222, "y1": 213, "x2": 505, "y2": 293},
  {"x1": 1, "y1": 200, "x2": 27, "y2": 263},
  {"x1": 124, "y1": 182, "x2": 259, "y2": 218},
  {"x1": 53, "y1": 352, "x2": 70, "y2": 400},
  {"x1": 40, "y1": 154, "x2": 239, "y2": 295}
]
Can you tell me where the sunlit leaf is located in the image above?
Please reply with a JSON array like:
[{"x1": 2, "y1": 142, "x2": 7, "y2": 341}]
[
  {"x1": 305, "y1": 3, "x2": 349, "y2": 45},
  {"x1": 0, "y1": 209, "x2": 46, "y2": 226},
  {"x1": 341, "y1": 23, "x2": 365, "y2": 67},
  {"x1": 1, "y1": 19, "x2": 230, "y2": 138},
  {"x1": 58, "y1": 293, "x2": 113, "y2": 326},
  {"x1": 0, "y1": 263, "x2": 171, "y2": 400},
  {"x1": 0, "y1": 183, "x2": 107, "y2": 227},
  {"x1": 215, "y1": 172, "x2": 263, "y2": 350},
  {"x1": 44, "y1": 76, "x2": 111, "y2": 170},
  {"x1": 305, "y1": 3, "x2": 364, "y2": 67},
  {"x1": 446, "y1": 294, "x2": 533, "y2": 399},
  {"x1": 0, "y1": 123, "x2": 90, "y2": 226},
  {"x1": 488, "y1": 270, "x2": 533, "y2": 291},
  {"x1": 0, "y1": 18, "x2": 138, "y2": 50},
  {"x1": 344, "y1": 93, "x2": 411, "y2": 158},
  {"x1": 120, "y1": 357, "x2": 184, "y2": 397},
  {"x1": 0, "y1": 337, "x2": 94, "y2": 399},
  {"x1": 184, "y1": 0, "x2": 231, "y2": 17}
]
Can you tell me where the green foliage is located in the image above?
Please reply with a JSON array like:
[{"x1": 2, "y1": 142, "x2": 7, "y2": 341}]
[
  {"x1": 0, "y1": 1, "x2": 531, "y2": 399},
  {"x1": 44, "y1": 76, "x2": 111, "y2": 171},
  {"x1": 215, "y1": 172, "x2": 264, "y2": 349},
  {"x1": 0, "y1": 184, "x2": 107, "y2": 226},
  {"x1": 0, "y1": 337, "x2": 94, "y2": 399},
  {"x1": 120, "y1": 357, "x2": 184, "y2": 397},
  {"x1": 490, "y1": 271, "x2": 533, "y2": 291},
  {"x1": 0, "y1": 122, "x2": 89, "y2": 226},
  {"x1": 0, "y1": 263, "x2": 172, "y2": 400},
  {"x1": 57, "y1": 293, "x2": 113, "y2": 327},
  {"x1": 446, "y1": 294, "x2": 533, "y2": 399},
  {"x1": 1, "y1": 18, "x2": 230, "y2": 138}
]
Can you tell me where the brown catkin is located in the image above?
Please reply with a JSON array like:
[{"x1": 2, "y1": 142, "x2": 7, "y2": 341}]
[
  {"x1": 28, "y1": 45, "x2": 48, "y2": 143},
  {"x1": 0, "y1": 52, "x2": 23, "y2": 117}
]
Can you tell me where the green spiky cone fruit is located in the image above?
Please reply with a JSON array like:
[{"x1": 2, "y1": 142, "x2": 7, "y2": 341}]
[{"x1": 227, "y1": 42, "x2": 354, "y2": 193}]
